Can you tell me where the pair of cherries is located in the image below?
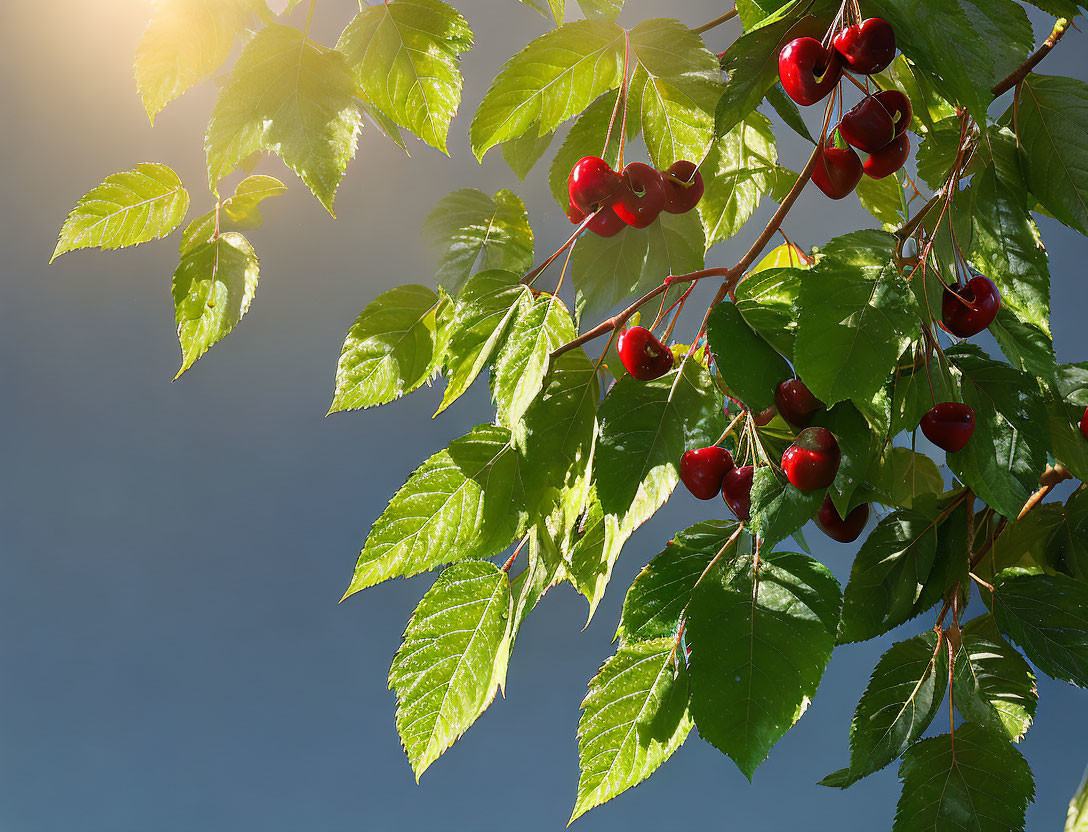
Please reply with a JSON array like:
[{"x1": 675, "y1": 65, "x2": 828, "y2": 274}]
[
  {"x1": 815, "y1": 90, "x2": 913, "y2": 199},
  {"x1": 779, "y1": 18, "x2": 896, "y2": 108},
  {"x1": 567, "y1": 156, "x2": 704, "y2": 237},
  {"x1": 677, "y1": 446, "x2": 758, "y2": 524}
]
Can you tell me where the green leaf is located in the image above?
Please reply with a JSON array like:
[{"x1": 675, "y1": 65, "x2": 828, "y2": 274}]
[
  {"x1": 945, "y1": 345, "x2": 1049, "y2": 520},
  {"x1": 492, "y1": 292, "x2": 577, "y2": 428},
  {"x1": 687, "y1": 550, "x2": 841, "y2": 780},
  {"x1": 337, "y1": 0, "x2": 473, "y2": 153},
  {"x1": 993, "y1": 569, "x2": 1088, "y2": 687},
  {"x1": 956, "y1": 0, "x2": 1033, "y2": 85},
  {"x1": 576, "y1": 0, "x2": 624, "y2": 20},
  {"x1": 502, "y1": 130, "x2": 555, "y2": 180},
  {"x1": 627, "y1": 19, "x2": 722, "y2": 170},
  {"x1": 1046, "y1": 363, "x2": 1088, "y2": 482},
  {"x1": 815, "y1": 402, "x2": 878, "y2": 516},
  {"x1": 766, "y1": 83, "x2": 814, "y2": 143},
  {"x1": 570, "y1": 638, "x2": 693, "y2": 822},
  {"x1": 470, "y1": 19, "x2": 625, "y2": 159},
  {"x1": 866, "y1": 0, "x2": 995, "y2": 126},
  {"x1": 795, "y1": 231, "x2": 920, "y2": 408},
  {"x1": 572, "y1": 209, "x2": 704, "y2": 317},
  {"x1": 329, "y1": 285, "x2": 446, "y2": 413},
  {"x1": 953, "y1": 633, "x2": 1037, "y2": 743},
  {"x1": 825, "y1": 632, "x2": 947, "y2": 789},
  {"x1": 698, "y1": 113, "x2": 779, "y2": 248},
  {"x1": 748, "y1": 467, "x2": 823, "y2": 547},
  {"x1": 706, "y1": 301, "x2": 790, "y2": 412},
  {"x1": 515, "y1": 347, "x2": 599, "y2": 534},
  {"x1": 52, "y1": 163, "x2": 190, "y2": 262},
  {"x1": 855, "y1": 171, "x2": 907, "y2": 231},
  {"x1": 894, "y1": 723, "x2": 1034, "y2": 832},
  {"x1": 389, "y1": 560, "x2": 511, "y2": 779},
  {"x1": 171, "y1": 231, "x2": 259, "y2": 377},
  {"x1": 872, "y1": 55, "x2": 956, "y2": 135},
  {"x1": 1018, "y1": 74, "x2": 1088, "y2": 237},
  {"x1": 204, "y1": 24, "x2": 361, "y2": 214},
  {"x1": 593, "y1": 359, "x2": 724, "y2": 616},
  {"x1": 345, "y1": 424, "x2": 524, "y2": 597},
  {"x1": 733, "y1": 266, "x2": 804, "y2": 357},
  {"x1": 838, "y1": 509, "x2": 941, "y2": 644},
  {"x1": 915, "y1": 117, "x2": 965, "y2": 190},
  {"x1": 437, "y1": 271, "x2": 533, "y2": 416},
  {"x1": 422, "y1": 189, "x2": 535, "y2": 292},
  {"x1": 865, "y1": 447, "x2": 945, "y2": 510},
  {"x1": 617, "y1": 520, "x2": 741, "y2": 642},
  {"x1": 134, "y1": 0, "x2": 262, "y2": 122}
]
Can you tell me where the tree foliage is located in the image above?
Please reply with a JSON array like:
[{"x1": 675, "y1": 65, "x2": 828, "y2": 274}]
[{"x1": 50, "y1": 0, "x2": 1088, "y2": 827}]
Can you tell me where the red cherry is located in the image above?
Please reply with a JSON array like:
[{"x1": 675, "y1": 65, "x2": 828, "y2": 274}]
[
  {"x1": 1081, "y1": 406, "x2": 1088, "y2": 439},
  {"x1": 662, "y1": 161, "x2": 704, "y2": 214},
  {"x1": 864, "y1": 133, "x2": 911, "y2": 179},
  {"x1": 753, "y1": 406, "x2": 776, "y2": 427},
  {"x1": 817, "y1": 495, "x2": 870, "y2": 543},
  {"x1": 941, "y1": 276, "x2": 1001, "y2": 338},
  {"x1": 782, "y1": 427, "x2": 841, "y2": 491},
  {"x1": 779, "y1": 37, "x2": 843, "y2": 106},
  {"x1": 567, "y1": 200, "x2": 626, "y2": 237},
  {"x1": 921, "y1": 402, "x2": 976, "y2": 454},
  {"x1": 774, "y1": 379, "x2": 825, "y2": 427},
  {"x1": 839, "y1": 96, "x2": 896, "y2": 153},
  {"x1": 680, "y1": 447, "x2": 735, "y2": 501},
  {"x1": 812, "y1": 142, "x2": 863, "y2": 199},
  {"x1": 612, "y1": 163, "x2": 667, "y2": 228},
  {"x1": 873, "y1": 90, "x2": 912, "y2": 138},
  {"x1": 832, "y1": 18, "x2": 896, "y2": 75},
  {"x1": 618, "y1": 326, "x2": 674, "y2": 381},
  {"x1": 568, "y1": 156, "x2": 621, "y2": 213},
  {"x1": 722, "y1": 465, "x2": 755, "y2": 522}
]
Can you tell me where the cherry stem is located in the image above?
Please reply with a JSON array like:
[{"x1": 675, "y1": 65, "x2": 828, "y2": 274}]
[
  {"x1": 501, "y1": 535, "x2": 530, "y2": 573},
  {"x1": 691, "y1": 8, "x2": 738, "y2": 35},
  {"x1": 714, "y1": 411, "x2": 746, "y2": 447},
  {"x1": 992, "y1": 18, "x2": 1071, "y2": 97},
  {"x1": 522, "y1": 213, "x2": 593, "y2": 285}
]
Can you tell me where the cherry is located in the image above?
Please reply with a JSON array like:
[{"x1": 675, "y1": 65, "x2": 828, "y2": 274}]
[
  {"x1": 781, "y1": 427, "x2": 841, "y2": 491},
  {"x1": 775, "y1": 379, "x2": 824, "y2": 427},
  {"x1": 839, "y1": 96, "x2": 896, "y2": 153},
  {"x1": 662, "y1": 161, "x2": 704, "y2": 214},
  {"x1": 941, "y1": 276, "x2": 1001, "y2": 338},
  {"x1": 863, "y1": 133, "x2": 911, "y2": 179},
  {"x1": 568, "y1": 156, "x2": 621, "y2": 213},
  {"x1": 722, "y1": 465, "x2": 755, "y2": 522},
  {"x1": 812, "y1": 142, "x2": 863, "y2": 199},
  {"x1": 779, "y1": 37, "x2": 843, "y2": 106},
  {"x1": 612, "y1": 163, "x2": 667, "y2": 228},
  {"x1": 832, "y1": 18, "x2": 896, "y2": 75},
  {"x1": 1081, "y1": 406, "x2": 1088, "y2": 440},
  {"x1": 566, "y1": 200, "x2": 626, "y2": 238},
  {"x1": 873, "y1": 90, "x2": 913, "y2": 138},
  {"x1": 680, "y1": 446, "x2": 735, "y2": 501},
  {"x1": 817, "y1": 495, "x2": 870, "y2": 543},
  {"x1": 753, "y1": 406, "x2": 776, "y2": 427},
  {"x1": 617, "y1": 326, "x2": 674, "y2": 381},
  {"x1": 920, "y1": 402, "x2": 976, "y2": 454}
]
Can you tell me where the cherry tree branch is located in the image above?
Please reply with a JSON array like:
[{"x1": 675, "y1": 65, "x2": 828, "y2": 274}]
[{"x1": 991, "y1": 18, "x2": 1072, "y2": 97}]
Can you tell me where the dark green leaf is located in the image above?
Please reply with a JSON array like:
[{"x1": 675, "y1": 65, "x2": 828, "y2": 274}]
[
  {"x1": 953, "y1": 633, "x2": 1037, "y2": 743},
  {"x1": 706, "y1": 301, "x2": 791, "y2": 412},
  {"x1": 733, "y1": 266, "x2": 805, "y2": 357},
  {"x1": 688, "y1": 550, "x2": 841, "y2": 779},
  {"x1": 748, "y1": 466, "x2": 823, "y2": 547}
]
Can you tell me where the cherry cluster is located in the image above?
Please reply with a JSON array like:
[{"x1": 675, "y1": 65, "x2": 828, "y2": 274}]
[
  {"x1": 779, "y1": 17, "x2": 912, "y2": 199},
  {"x1": 567, "y1": 156, "x2": 704, "y2": 237},
  {"x1": 680, "y1": 377, "x2": 867, "y2": 544}
]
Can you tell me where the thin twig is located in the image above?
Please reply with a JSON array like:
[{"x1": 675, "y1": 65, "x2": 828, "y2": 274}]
[
  {"x1": 992, "y1": 18, "x2": 1072, "y2": 96},
  {"x1": 692, "y1": 8, "x2": 738, "y2": 35}
]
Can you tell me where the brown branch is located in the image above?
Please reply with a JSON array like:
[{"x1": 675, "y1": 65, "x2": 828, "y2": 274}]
[
  {"x1": 991, "y1": 18, "x2": 1072, "y2": 97},
  {"x1": 692, "y1": 8, "x2": 738, "y2": 35}
]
